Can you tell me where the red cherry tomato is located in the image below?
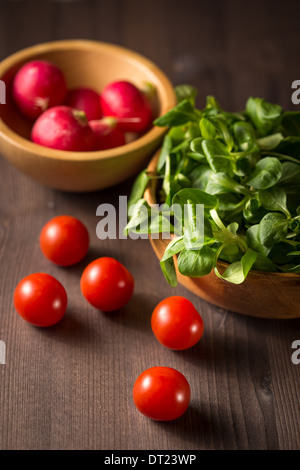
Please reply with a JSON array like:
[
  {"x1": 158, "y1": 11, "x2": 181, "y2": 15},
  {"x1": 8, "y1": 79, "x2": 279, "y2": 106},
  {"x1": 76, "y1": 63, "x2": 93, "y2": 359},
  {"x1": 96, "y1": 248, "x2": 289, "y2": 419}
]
[
  {"x1": 14, "y1": 273, "x2": 67, "y2": 327},
  {"x1": 80, "y1": 257, "x2": 134, "y2": 311},
  {"x1": 133, "y1": 367, "x2": 191, "y2": 421},
  {"x1": 40, "y1": 215, "x2": 89, "y2": 266},
  {"x1": 151, "y1": 296, "x2": 204, "y2": 350}
]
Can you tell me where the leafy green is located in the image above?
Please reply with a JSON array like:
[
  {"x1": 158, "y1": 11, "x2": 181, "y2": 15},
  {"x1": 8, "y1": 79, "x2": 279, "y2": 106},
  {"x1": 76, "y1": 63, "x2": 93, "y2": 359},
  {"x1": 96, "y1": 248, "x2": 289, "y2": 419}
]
[
  {"x1": 245, "y1": 97, "x2": 282, "y2": 137},
  {"x1": 214, "y1": 249, "x2": 257, "y2": 284},
  {"x1": 154, "y1": 99, "x2": 199, "y2": 127},
  {"x1": 126, "y1": 90, "x2": 300, "y2": 286},
  {"x1": 259, "y1": 186, "x2": 290, "y2": 216},
  {"x1": 258, "y1": 213, "x2": 290, "y2": 247},
  {"x1": 202, "y1": 139, "x2": 232, "y2": 173},
  {"x1": 175, "y1": 84, "x2": 198, "y2": 104},
  {"x1": 178, "y1": 245, "x2": 215, "y2": 277},
  {"x1": 247, "y1": 157, "x2": 282, "y2": 189},
  {"x1": 127, "y1": 170, "x2": 150, "y2": 210}
]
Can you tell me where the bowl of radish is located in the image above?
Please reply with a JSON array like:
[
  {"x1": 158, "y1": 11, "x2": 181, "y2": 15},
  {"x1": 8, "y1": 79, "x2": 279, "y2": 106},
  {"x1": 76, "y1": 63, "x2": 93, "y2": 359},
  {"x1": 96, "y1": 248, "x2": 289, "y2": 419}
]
[{"x1": 0, "y1": 40, "x2": 176, "y2": 192}]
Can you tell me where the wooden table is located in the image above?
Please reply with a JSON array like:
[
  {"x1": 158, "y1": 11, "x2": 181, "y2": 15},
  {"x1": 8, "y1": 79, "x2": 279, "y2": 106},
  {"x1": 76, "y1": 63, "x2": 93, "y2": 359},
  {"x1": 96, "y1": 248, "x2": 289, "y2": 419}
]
[{"x1": 0, "y1": 0, "x2": 300, "y2": 451}]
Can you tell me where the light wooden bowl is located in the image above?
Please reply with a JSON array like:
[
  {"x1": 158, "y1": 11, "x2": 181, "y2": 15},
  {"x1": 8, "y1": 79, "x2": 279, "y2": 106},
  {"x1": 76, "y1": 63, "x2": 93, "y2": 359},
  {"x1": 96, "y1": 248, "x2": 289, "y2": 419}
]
[
  {"x1": 144, "y1": 149, "x2": 300, "y2": 319},
  {"x1": 0, "y1": 40, "x2": 176, "y2": 192}
]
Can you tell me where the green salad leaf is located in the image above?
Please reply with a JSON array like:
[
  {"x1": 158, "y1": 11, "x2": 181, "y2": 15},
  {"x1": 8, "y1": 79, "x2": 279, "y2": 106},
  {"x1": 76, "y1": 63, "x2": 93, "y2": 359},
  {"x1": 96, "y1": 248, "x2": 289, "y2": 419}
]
[{"x1": 125, "y1": 90, "x2": 300, "y2": 285}]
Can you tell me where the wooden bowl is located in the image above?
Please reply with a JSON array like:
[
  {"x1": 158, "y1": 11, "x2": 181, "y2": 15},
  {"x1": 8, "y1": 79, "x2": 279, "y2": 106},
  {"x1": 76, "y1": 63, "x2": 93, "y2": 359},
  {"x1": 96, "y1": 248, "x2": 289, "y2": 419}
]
[
  {"x1": 0, "y1": 40, "x2": 176, "y2": 192},
  {"x1": 144, "y1": 149, "x2": 300, "y2": 319}
]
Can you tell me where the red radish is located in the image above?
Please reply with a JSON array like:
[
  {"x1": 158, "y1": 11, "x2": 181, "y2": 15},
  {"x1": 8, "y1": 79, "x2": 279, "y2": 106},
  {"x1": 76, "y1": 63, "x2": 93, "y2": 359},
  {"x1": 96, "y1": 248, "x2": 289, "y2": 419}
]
[
  {"x1": 100, "y1": 80, "x2": 153, "y2": 133},
  {"x1": 12, "y1": 60, "x2": 67, "y2": 119},
  {"x1": 31, "y1": 106, "x2": 95, "y2": 152},
  {"x1": 66, "y1": 87, "x2": 102, "y2": 121},
  {"x1": 89, "y1": 118, "x2": 126, "y2": 150}
]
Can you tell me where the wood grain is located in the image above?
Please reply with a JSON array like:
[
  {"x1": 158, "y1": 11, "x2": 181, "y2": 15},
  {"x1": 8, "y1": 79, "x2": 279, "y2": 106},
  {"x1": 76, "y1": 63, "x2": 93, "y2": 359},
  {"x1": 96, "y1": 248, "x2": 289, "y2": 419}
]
[{"x1": 0, "y1": 0, "x2": 300, "y2": 451}]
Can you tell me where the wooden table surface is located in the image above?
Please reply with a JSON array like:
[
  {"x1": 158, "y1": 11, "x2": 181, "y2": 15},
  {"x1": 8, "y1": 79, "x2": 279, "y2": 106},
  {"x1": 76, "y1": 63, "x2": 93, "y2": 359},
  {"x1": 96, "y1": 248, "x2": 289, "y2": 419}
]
[{"x1": 1, "y1": 0, "x2": 300, "y2": 451}]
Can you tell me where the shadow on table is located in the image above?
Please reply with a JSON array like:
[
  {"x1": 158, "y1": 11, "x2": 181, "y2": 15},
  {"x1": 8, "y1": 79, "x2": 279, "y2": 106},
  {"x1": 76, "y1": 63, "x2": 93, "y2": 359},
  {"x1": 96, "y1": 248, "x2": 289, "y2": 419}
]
[
  {"x1": 151, "y1": 402, "x2": 234, "y2": 450},
  {"x1": 101, "y1": 292, "x2": 162, "y2": 333}
]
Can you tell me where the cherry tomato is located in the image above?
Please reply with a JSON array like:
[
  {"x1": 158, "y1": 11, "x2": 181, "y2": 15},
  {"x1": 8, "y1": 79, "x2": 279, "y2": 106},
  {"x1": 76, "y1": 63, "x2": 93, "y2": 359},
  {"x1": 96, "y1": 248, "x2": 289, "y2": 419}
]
[
  {"x1": 14, "y1": 273, "x2": 67, "y2": 327},
  {"x1": 151, "y1": 296, "x2": 204, "y2": 350},
  {"x1": 40, "y1": 215, "x2": 89, "y2": 266},
  {"x1": 133, "y1": 367, "x2": 191, "y2": 421},
  {"x1": 80, "y1": 257, "x2": 134, "y2": 311}
]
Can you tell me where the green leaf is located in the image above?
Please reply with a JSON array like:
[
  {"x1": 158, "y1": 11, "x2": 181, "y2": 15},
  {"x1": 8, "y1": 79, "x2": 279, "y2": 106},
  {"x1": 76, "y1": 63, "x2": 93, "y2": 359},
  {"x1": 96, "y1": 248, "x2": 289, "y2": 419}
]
[
  {"x1": 162, "y1": 154, "x2": 181, "y2": 206},
  {"x1": 127, "y1": 170, "x2": 150, "y2": 210},
  {"x1": 205, "y1": 172, "x2": 250, "y2": 196},
  {"x1": 252, "y1": 253, "x2": 278, "y2": 272},
  {"x1": 160, "y1": 236, "x2": 185, "y2": 262},
  {"x1": 278, "y1": 162, "x2": 300, "y2": 187},
  {"x1": 215, "y1": 249, "x2": 257, "y2": 284},
  {"x1": 279, "y1": 263, "x2": 300, "y2": 273},
  {"x1": 200, "y1": 117, "x2": 218, "y2": 140},
  {"x1": 258, "y1": 212, "x2": 290, "y2": 247},
  {"x1": 218, "y1": 243, "x2": 241, "y2": 263},
  {"x1": 177, "y1": 245, "x2": 215, "y2": 277},
  {"x1": 124, "y1": 199, "x2": 150, "y2": 235},
  {"x1": 175, "y1": 84, "x2": 198, "y2": 104},
  {"x1": 185, "y1": 122, "x2": 202, "y2": 140},
  {"x1": 234, "y1": 153, "x2": 258, "y2": 177},
  {"x1": 233, "y1": 121, "x2": 257, "y2": 151},
  {"x1": 160, "y1": 257, "x2": 178, "y2": 287},
  {"x1": 246, "y1": 224, "x2": 270, "y2": 256},
  {"x1": 273, "y1": 136, "x2": 300, "y2": 160},
  {"x1": 134, "y1": 213, "x2": 173, "y2": 234},
  {"x1": 190, "y1": 137, "x2": 206, "y2": 161},
  {"x1": 269, "y1": 242, "x2": 299, "y2": 264},
  {"x1": 189, "y1": 164, "x2": 212, "y2": 190},
  {"x1": 172, "y1": 188, "x2": 218, "y2": 210},
  {"x1": 202, "y1": 139, "x2": 232, "y2": 173},
  {"x1": 259, "y1": 186, "x2": 290, "y2": 216},
  {"x1": 174, "y1": 172, "x2": 191, "y2": 188},
  {"x1": 168, "y1": 125, "x2": 186, "y2": 143},
  {"x1": 154, "y1": 99, "x2": 199, "y2": 127},
  {"x1": 281, "y1": 111, "x2": 300, "y2": 136},
  {"x1": 205, "y1": 95, "x2": 221, "y2": 110},
  {"x1": 257, "y1": 133, "x2": 284, "y2": 150},
  {"x1": 157, "y1": 134, "x2": 173, "y2": 173},
  {"x1": 243, "y1": 198, "x2": 267, "y2": 224},
  {"x1": 247, "y1": 156, "x2": 282, "y2": 189},
  {"x1": 217, "y1": 193, "x2": 245, "y2": 219},
  {"x1": 245, "y1": 97, "x2": 282, "y2": 137},
  {"x1": 182, "y1": 199, "x2": 205, "y2": 250}
]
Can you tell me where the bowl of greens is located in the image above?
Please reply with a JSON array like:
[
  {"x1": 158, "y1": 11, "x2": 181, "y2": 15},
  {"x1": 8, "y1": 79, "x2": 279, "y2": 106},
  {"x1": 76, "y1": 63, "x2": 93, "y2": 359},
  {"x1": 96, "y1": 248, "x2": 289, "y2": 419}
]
[{"x1": 125, "y1": 86, "x2": 300, "y2": 319}]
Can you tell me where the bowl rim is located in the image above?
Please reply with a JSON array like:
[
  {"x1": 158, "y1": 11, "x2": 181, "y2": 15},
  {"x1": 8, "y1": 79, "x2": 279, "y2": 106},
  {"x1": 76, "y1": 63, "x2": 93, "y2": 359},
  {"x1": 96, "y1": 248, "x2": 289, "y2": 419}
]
[
  {"x1": 144, "y1": 148, "x2": 300, "y2": 281},
  {"x1": 0, "y1": 39, "x2": 176, "y2": 161}
]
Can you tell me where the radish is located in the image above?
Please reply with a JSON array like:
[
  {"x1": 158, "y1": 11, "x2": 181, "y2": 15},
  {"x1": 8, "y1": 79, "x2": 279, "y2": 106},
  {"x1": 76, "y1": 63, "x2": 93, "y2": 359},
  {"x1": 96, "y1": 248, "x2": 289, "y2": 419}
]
[
  {"x1": 31, "y1": 106, "x2": 95, "y2": 152},
  {"x1": 66, "y1": 87, "x2": 102, "y2": 121},
  {"x1": 89, "y1": 117, "x2": 126, "y2": 150},
  {"x1": 12, "y1": 60, "x2": 67, "y2": 119},
  {"x1": 100, "y1": 80, "x2": 153, "y2": 133}
]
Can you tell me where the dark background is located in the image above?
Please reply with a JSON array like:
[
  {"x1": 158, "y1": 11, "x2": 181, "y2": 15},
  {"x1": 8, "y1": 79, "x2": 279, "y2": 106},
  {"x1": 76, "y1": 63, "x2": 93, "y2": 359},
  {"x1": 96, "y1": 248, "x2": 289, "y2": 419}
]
[{"x1": 0, "y1": 0, "x2": 300, "y2": 451}]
